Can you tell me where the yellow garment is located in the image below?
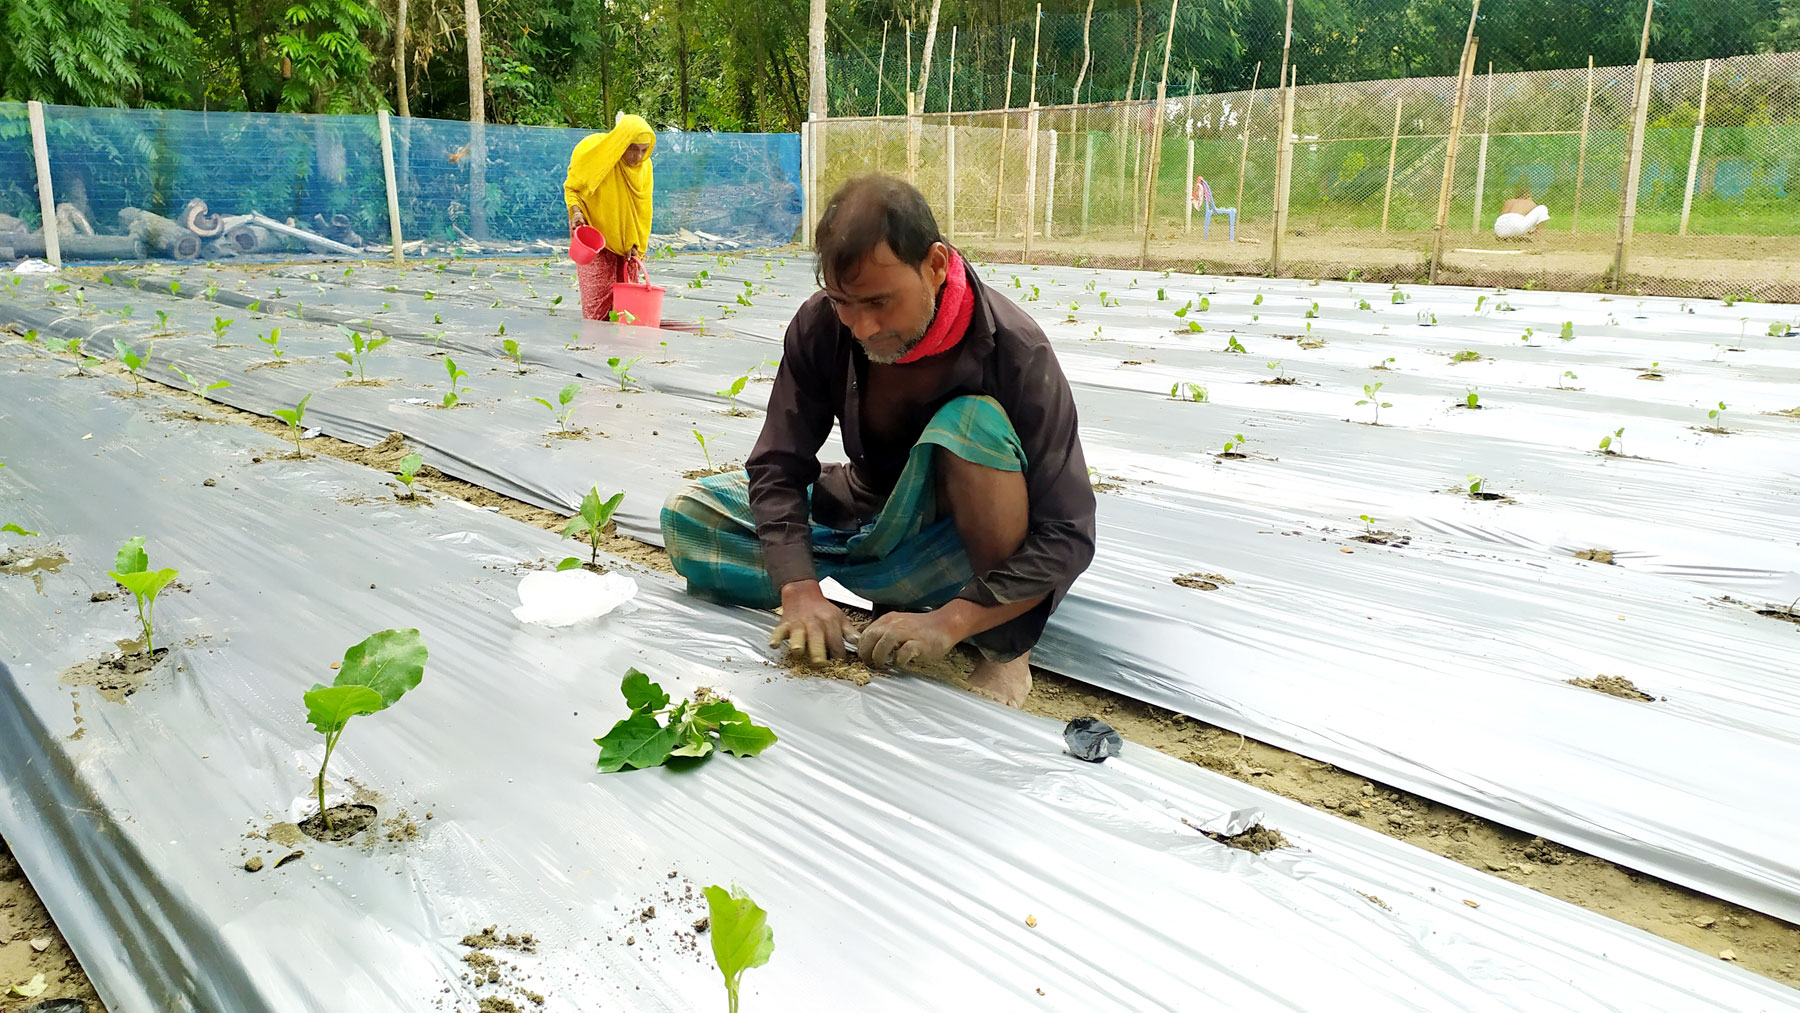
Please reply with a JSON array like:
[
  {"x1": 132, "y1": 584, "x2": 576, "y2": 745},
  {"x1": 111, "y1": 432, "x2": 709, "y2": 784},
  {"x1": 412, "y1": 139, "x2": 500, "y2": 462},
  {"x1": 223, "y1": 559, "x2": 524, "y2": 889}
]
[{"x1": 564, "y1": 115, "x2": 656, "y2": 256}]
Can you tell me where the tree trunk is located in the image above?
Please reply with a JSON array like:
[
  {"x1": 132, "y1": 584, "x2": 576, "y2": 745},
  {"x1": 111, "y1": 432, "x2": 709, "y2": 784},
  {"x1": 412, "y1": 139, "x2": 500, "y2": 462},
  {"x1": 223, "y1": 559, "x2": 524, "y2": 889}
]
[
  {"x1": 808, "y1": 0, "x2": 827, "y2": 118},
  {"x1": 119, "y1": 208, "x2": 202, "y2": 259},
  {"x1": 395, "y1": 0, "x2": 411, "y2": 117},
  {"x1": 674, "y1": 2, "x2": 691, "y2": 129},
  {"x1": 465, "y1": 0, "x2": 488, "y2": 238},
  {"x1": 1129, "y1": 0, "x2": 1144, "y2": 100}
]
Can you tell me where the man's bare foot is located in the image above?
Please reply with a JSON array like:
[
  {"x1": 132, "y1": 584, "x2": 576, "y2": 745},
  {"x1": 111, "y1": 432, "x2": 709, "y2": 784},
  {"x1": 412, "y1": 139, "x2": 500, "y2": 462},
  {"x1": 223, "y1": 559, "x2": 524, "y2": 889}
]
[{"x1": 967, "y1": 651, "x2": 1032, "y2": 708}]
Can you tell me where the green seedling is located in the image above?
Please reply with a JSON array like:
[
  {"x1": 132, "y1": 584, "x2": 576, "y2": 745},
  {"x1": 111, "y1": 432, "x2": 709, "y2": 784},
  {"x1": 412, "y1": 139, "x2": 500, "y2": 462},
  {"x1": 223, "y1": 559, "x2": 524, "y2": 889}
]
[
  {"x1": 1252, "y1": 292, "x2": 1263, "y2": 306},
  {"x1": 1100, "y1": 292, "x2": 1120, "y2": 308},
  {"x1": 259, "y1": 328, "x2": 284, "y2": 360},
  {"x1": 1220, "y1": 433, "x2": 1248, "y2": 456},
  {"x1": 1464, "y1": 387, "x2": 1481, "y2": 409},
  {"x1": 1467, "y1": 474, "x2": 1487, "y2": 497},
  {"x1": 1373, "y1": 357, "x2": 1395, "y2": 370},
  {"x1": 1416, "y1": 311, "x2": 1438, "y2": 326},
  {"x1": 1706, "y1": 401, "x2": 1728, "y2": 429},
  {"x1": 433, "y1": 313, "x2": 444, "y2": 325},
  {"x1": 3, "y1": 522, "x2": 37, "y2": 537},
  {"x1": 1025, "y1": 284, "x2": 1041, "y2": 301},
  {"x1": 335, "y1": 330, "x2": 390, "y2": 382},
  {"x1": 168, "y1": 281, "x2": 180, "y2": 295},
  {"x1": 491, "y1": 299, "x2": 502, "y2": 308},
  {"x1": 1560, "y1": 321, "x2": 1575, "y2": 341},
  {"x1": 704, "y1": 883, "x2": 776, "y2": 1013},
  {"x1": 1265, "y1": 361, "x2": 1287, "y2": 382},
  {"x1": 1187, "y1": 321, "x2": 1204, "y2": 333},
  {"x1": 1599, "y1": 428, "x2": 1624, "y2": 455},
  {"x1": 1558, "y1": 370, "x2": 1578, "y2": 389},
  {"x1": 1357, "y1": 299, "x2": 1372, "y2": 311},
  {"x1": 107, "y1": 536, "x2": 178, "y2": 655},
  {"x1": 1474, "y1": 295, "x2": 1487, "y2": 312},
  {"x1": 718, "y1": 374, "x2": 750, "y2": 415},
  {"x1": 113, "y1": 339, "x2": 151, "y2": 392},
  {"x1": 1198, "y1": 296, "x2": 1211, "y2": 312},
  {"x1": 496, "y1": 322, "x2": 508, "y2": 337},
  {"x1": 1520, "y1": 327, "x2": 1535, "y2": 344},
  {"x1": 1358, "y1": 514, "x2": 1377, "y2": 534},
  {"x1": 556, "y1": 556, "x2": 582, "y2": 571},
  {"x1": 171, "y1": 367, "x2": 229, "y2": 398},
  {"x1": 1157, "y1": 288, "x2": 1167, "y2": 300},
  {"x1": 1769, "y1": 321, "x2": 1795, "y2": 337},
  {"x1": 1390, "y1": 289, "x2": 1406, "y2": 304},
  {"x1": 1174, "y1": 300, "x2": 1192, "y2": 318},
  {"x1": 502, "y1": 338, "x2": 525, "y2": 373},
  {"x1": 203, "y1": 281, "x2": 219, "y2": 300},
  {"x1": 64, "y1": 338, "x2": 100, "y2": 374},
  {"x1": 694, "y1": 430, "x2": 726, "y2": 471},
  {"x1": 1304, "y1": 302, "x2": 1319, "y2": 319},
  {"x1": 72, "y1": 289, "x2": 86, "y2": 308},
  {"x1": 593, "y1": 668, "x2": 777, "y2": 773},
  {"x1": 303, "y1": 628, "x2": 428, "y2": 831},
  {"x1": 394, "y1": 453, "x2": 424, "y2": 498},
  {"x1": 1170, "y1": 382, "x2": 1208, "y2": 403},
  {"x1": 533, "y1": 382, "x2": 582, "y2": 433},
  {"x1": 1011, "y1": 275, "x2": 1022, "y2": 289},
  {"x1": 441, "y1": 358, "x2": 470, "y2": 407},
  {"x1": 563, "y1": 487, "x2": 626, "y2": 567},
  {"x1": 607, "y1": 355, "x2": 643, "y2": 391},
  {"x1": 1224, "y1": 336, "x2": 1247, "y2": 353},
  {"x1": 273, "y1": 393, "x2": 313, "y2": 456},
  {"x1": 1356, "y1": 382, "x2": 1392, "y2": 424},
  {"x1": 1450, "y1": 349, "x2": 1480, "y2": 363},
  {"x1": 17, "y1": 329, "x2": 37, "y2": 344}
]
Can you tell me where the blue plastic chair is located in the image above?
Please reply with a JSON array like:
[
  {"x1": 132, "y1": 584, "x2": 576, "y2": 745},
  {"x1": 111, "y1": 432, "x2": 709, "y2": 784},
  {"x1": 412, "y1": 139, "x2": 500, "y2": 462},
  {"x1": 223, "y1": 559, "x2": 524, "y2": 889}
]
[{"x1": 1189, "y1": 176, "x2": 1237, "y2": 242}]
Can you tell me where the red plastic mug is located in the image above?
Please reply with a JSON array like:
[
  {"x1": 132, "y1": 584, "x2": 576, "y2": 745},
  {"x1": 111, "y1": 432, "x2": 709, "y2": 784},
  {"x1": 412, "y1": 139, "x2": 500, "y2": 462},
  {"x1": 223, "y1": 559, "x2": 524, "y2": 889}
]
[{"x1": 569, "y1": 224, "x2": 605, "y2": 265}]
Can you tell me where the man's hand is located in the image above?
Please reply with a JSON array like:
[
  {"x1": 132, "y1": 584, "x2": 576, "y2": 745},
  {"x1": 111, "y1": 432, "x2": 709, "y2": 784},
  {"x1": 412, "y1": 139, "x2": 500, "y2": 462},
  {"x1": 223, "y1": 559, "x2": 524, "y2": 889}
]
[
  {"x1": 771, "y1": 580, "x2": 856, "y2": 664},
  {"x1": 861, "y1": 610, "x2": 959, "y2": 669}
]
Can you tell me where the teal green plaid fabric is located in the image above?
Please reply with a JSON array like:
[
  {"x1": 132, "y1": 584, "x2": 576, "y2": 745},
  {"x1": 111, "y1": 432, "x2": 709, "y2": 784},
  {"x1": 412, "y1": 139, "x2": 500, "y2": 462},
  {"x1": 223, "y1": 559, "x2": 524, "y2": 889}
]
[{"x1": 661, "y1": 395, "x2": 1025, "y2": 609}]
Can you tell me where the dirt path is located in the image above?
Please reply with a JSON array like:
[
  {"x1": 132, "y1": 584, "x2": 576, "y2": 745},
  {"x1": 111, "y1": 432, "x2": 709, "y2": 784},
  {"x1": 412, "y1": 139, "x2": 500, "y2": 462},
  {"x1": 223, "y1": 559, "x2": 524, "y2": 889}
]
[{"x1": 4, "y1": 323, "x2": 1797, "y2": 1006}]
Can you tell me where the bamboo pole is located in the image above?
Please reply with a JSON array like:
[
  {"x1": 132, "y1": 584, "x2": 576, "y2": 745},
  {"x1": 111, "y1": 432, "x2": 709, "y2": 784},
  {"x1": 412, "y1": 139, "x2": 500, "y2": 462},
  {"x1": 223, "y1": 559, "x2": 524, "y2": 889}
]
[
  {"x1": 1270, "y1": 0, "x2": 1293, "y2": 236},
  {"x1": 876, "y1": 21, "x2": 889, "y2": 116},
  {"x1": 1082, "y1": 131, "x2": 1095, "y2": 235},
  {"x1": 1679, "y1": 58, "x2": 1712, "y2": 236},
  {"x1": 1471, "y1": 62, "x2": 1492, "y2": 233},
  {"x1": 1073, "y1": 0, "x2": 1095, "y2": 105},
  {"x1": 1137, "y1": 0, "x2": 1180, "y2": 266},
  {"x1": 1028, "y1": 4, "x2": 1043, "y2": 106},
  {"x1": 946, "y1": 27, "x2": 957, "y2": 238},
  {"x1": 1380, "y1": 95, "x2": 1403, "y2": 233},
  {"x1": 1571, "y1": 56, "x2": 1594, "y2": 232},
  {"x1": 1046, "y1": 128, "x2": 1059, "y2": 239},
  {"x1": 1269, "y1": 67, "x2": 1296, "y2": 274},
  {"x1": 1025, "y1": 103, "x2": 1041, "y2": 260},
  {"x1": 1612, "y1": 58, "x2": 1654, "y2": 289},
  {"x1": 1428, "y1": 2, "x2": 1482, "y2": 286},
  {"x1": 379, "y1": 110, "x2": 404, "y2": 265},
  {"x1": 993, "y1": 38, "x2": 1017, "y2": 240},
  {"x1": 1233, "y1": 61, "x2": 1261, "y2": 221},
  {"x1": 1185, "y1": 130, "x2": 1195, "y2": 232},
  {"x1": 26, "y1": 101, "x2": 59, "y2": 268}
]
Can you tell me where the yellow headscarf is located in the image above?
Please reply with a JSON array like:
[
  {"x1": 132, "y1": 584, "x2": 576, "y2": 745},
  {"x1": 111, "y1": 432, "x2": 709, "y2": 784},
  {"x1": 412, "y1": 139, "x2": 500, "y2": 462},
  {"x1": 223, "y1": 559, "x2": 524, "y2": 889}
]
[{"x1": 564, "y1": 114, "x2": 656, "y2": 256}]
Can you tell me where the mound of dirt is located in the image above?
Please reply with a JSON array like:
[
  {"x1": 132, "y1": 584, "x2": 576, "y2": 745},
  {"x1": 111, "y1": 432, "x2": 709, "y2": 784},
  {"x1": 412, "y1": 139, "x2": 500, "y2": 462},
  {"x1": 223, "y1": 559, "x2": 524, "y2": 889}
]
[{"x1": 1567, "y1": 675, "x2": 1654, "y2": 702}]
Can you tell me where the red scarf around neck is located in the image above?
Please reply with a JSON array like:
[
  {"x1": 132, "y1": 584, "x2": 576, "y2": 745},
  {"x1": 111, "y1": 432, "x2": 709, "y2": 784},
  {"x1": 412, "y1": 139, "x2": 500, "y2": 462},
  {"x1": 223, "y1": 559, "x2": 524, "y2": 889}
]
[{"x1": 894, "y1": 249, "x2": 973, "y2": 365}]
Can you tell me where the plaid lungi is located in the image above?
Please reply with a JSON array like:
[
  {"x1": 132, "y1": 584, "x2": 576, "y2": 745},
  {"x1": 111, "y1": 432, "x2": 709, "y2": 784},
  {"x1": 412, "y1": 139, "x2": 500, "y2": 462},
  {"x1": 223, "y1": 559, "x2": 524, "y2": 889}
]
[{"x1": 660, "y1": 395, "x2": 1026, "y2": 611}]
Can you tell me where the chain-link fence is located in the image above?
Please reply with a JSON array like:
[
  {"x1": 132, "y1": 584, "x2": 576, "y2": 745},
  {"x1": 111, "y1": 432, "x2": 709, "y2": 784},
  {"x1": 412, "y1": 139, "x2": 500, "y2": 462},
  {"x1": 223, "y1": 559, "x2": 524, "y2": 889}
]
[
  {"x1": 814, "y1": 12, "x2": 1800, "y2": 301},
  {"x1": 0, "y1": 103, "x2": 803, "y2": 265}
]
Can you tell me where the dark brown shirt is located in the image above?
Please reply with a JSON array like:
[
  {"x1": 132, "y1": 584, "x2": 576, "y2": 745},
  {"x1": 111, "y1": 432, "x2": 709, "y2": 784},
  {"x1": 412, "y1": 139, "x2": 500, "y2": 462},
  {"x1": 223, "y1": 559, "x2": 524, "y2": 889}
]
[{"x1": 746, "y1": 260, "x2": 1097, "y2": 647}]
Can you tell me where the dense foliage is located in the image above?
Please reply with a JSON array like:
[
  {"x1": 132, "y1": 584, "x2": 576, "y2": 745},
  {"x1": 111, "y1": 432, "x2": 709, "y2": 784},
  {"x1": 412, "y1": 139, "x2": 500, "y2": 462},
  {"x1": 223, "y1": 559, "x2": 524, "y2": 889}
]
[{"x1": 1, "y1": 0, "x2": 1795, "y2": 126}]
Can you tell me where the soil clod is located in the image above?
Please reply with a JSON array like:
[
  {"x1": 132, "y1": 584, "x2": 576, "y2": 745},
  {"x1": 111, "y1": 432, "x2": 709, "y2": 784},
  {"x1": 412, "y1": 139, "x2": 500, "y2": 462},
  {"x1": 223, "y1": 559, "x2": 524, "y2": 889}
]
[
  {"x1": 297, "y1": 803, "x2": 379, "y2": 842},
  {"x1": 59, "y1": 648, "x2": 168, "y2": 703},
  {"x1": 1202, "y1": 823, "x2": 1291, "y2": 854},
  {"x1": 1173, "y1": 572, "x2": 1233, "y2": 591},
  {"x1": 1574, "y1": 549, "x2": 1615, "y2": 564},
  {"x1": 1567, "y1": 675, "x2": 1655, "y2": 702}
]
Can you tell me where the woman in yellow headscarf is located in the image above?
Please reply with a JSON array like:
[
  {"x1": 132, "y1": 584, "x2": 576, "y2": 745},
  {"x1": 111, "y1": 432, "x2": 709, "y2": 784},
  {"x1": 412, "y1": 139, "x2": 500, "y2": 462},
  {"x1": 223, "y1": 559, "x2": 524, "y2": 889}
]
[{"x1": 565, "y1": 114, "x2": 655, "y2": 320}]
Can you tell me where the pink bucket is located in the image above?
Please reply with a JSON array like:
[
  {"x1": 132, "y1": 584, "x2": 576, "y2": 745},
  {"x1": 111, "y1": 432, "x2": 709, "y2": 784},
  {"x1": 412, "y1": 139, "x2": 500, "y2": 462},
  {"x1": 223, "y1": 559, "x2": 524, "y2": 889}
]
[
  {"x1": 612, "y1": 257, "x2": 665, "y2": 328},
  {"x1": 569, "y1": 224, "x2": 605, "y2": 265}
]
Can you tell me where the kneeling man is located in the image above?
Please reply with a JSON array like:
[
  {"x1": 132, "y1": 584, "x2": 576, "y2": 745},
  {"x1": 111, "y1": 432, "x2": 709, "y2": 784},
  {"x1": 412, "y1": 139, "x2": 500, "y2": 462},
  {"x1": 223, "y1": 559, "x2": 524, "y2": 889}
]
[{"x1": 660, "y1": 175, "x2": 1096, "y2": 706}]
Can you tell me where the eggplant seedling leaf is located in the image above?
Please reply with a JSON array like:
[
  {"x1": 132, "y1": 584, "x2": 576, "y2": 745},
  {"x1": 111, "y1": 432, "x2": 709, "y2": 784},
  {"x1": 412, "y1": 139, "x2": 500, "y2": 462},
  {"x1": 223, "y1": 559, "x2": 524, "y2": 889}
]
[
  {"x1": 2, "y1": 522, "x2": 37, "y2": 537},
  {"x1": 114, "y1": 534, "x2": 149, "y2": 575},
  {"x1": 622, "y1": 668, "x2": 670, "y2": 713},
  {"x1": 716, "y1": 719, "x2": 780, "y2": 758},
  {"x1": 595, "y1": 670, "x2": 776, "y2": 772},
  {"x1": 304, "y1": 684, "x2": 386, "y2": 735},
  {"x1": 595, "y1": 713, "x2": 683, "y2": 772},
  {"x1": 703, "y1": 884, "x2": 774, "y2": 1013},
  {"x1": 555, "y1": 556, "x2": 583, "y2": 571},
  {"x1": 334, "y1": 627, "x2": 429, "y2": 708}
]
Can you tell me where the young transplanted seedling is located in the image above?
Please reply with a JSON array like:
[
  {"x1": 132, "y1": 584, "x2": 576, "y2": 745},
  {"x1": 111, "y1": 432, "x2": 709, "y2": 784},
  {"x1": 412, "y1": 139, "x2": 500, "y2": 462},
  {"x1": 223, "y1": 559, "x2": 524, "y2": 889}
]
[
  {"x1": 1170, "y1": 382, "x2": 1208, "y2": 403},
  {"x1": 563, "y1": 487, "x2": 626, "y2": 567},
  {"x1": 533, "y1": 382, "x2": 582, "y2": 432},
  {"x1": 1224, "y1": 336, "x2": 1247, "y2": 354},
  {"x1": 1706, "y1": 401, "x2": 1728, "y2": 430},
  {"x1": 211, "y1": 316, "x2": 233, "y2": 346},
  {"x1": 704, "y1": 884, "x2": 775, "y2": 1013},
  {"x1": 593, "y1": 669, "x2": 777, "y2": 773},
  {"x1": 1357, "y1": 382, "x2": 1392, "y2": 424},
  {"x1": 335, "y1": 329, "x2": 390, "y2": 383},
  {"x1": 694, "y1": 430, "x2": 726, "y2": 471},
  {"x1": 1464, "y1": 387, "x2": 1481, "y2": 409},
  {"x1": 502, "y1": 338, "x2": 525, "y2": 373},
  {"x1": 1557, "y1": 369, "x2": 1578, "y2": 389},
  {"x1": 608, "y1": 355, "x2": 643, "y2": 391},
  {"x1": 1467, "y1": 474, "x2": 1488, "y2": 497},
  {"x1": 171, "y1": 367, "x2": 230, "y2": 399},
  {"x1": 113, "y1": 339, "x2": 152, "y2": 392},
  {"x1": 259, "y1": 328, "x2": 285, "y2": 360},
  {"x1": 1560, "y1": 321, "x2": 1575, "y2": 341},
  {"x1": 303, "y1": 628, "x2": 428, "y2": 831},
  {"x1": 394, "y1": 453, "x2": 424, "y2": 498},
  {"x1": 1220, "y1": 432, "x2": 1249, "y2": 456},
  {"x1": 107, "y1": 536, "x2": 178, "y2": 655},
  {"x1": 441, "y1": 357, "x2": 470, "y2": 407},
  {"x1": 1599, "y1": 427, "x2": 1625, "y2": 455},
  {"x1": 273, "y1": 393, "x2": 313, "y2": 456},
  {"x1": 718, "y1": 373, "x2": 750, "y2": 415}
]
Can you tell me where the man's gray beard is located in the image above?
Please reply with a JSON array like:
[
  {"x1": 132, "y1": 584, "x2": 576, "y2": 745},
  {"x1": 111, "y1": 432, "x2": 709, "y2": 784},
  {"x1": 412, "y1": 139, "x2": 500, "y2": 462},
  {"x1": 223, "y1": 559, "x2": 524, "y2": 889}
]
[{"x1": 863, "y1": 318, "x2": 932, "y2": 365}]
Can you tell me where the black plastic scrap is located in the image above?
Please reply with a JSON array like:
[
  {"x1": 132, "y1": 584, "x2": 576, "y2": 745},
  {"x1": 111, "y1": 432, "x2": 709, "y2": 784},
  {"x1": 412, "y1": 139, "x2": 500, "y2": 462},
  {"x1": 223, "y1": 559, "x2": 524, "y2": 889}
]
[{"x1": 1063, "y1": 717, "x2": 1123, "y2": 762}]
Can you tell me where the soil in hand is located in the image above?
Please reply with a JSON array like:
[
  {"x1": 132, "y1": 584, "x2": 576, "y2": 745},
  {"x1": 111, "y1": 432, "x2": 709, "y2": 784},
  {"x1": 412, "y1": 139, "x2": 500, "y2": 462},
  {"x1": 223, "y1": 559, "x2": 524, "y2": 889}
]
[
  {"x1": 1202, "y1": 823, "x2": 1290, "y2": 854},
  {"x1": 59, "y1": 647, "x2": 168, "y2": 703},
  {"x1": 1173, "y1": 572, "x2": 1233, "y2": 591},
  {"x1": 298, "y1": 803, "x2": 379, "y2": 842},
  {"x1": 1568, "y1": 675, "x2": 1655, "y2": 702}
]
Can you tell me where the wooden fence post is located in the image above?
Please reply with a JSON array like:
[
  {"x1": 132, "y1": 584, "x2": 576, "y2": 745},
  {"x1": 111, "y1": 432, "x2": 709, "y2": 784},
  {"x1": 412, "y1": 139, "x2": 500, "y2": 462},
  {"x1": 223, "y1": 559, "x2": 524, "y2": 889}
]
[
  {"x1": 1046, "y1": 128, "x2": 1059, "y2": 239},
  {"x1": 945, "y1": 27, "x2": 957, "y2": 240},
  {"x1": 1428, "y1": 5, "x2": 1481, "y2": 286},
  {"x1": 1679, "y1": 58, "x2": 1712, "y2": 236},
  {"x1": 379, "y1": 110, "x2": 405, "y2": 266},
  {"x1": 1025, "y1": 103, "x2": 1041, "y2": 261},
  {"x1": 993, "y1": 38, "x2": 1017, "y2": 240},
  {"x1": 1233, "y1": 61, "x2": 1261, "y2": 222},
  {"x1": 1612, "y1": 58, "x2": 1655, "y2": 289},
  {"x1": 1269, "y1": 67, "x2": 1296, "y2": 275},
  {"x1": 1137, "y1": 0, "x2": 1180, "y2": 267},
  {"x1": 26, "y1": 101, "x2": 59, "y2": 268},
  {"x1": 1571, "y1": 56, "x2": 1594, "y2": 233},
  {"x1": 1381, "y1": 95, "x2": 1402, "y2": 233},
  {"x1": 1471, "y1": 62, "x2": 1493, "y2": 233}
]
